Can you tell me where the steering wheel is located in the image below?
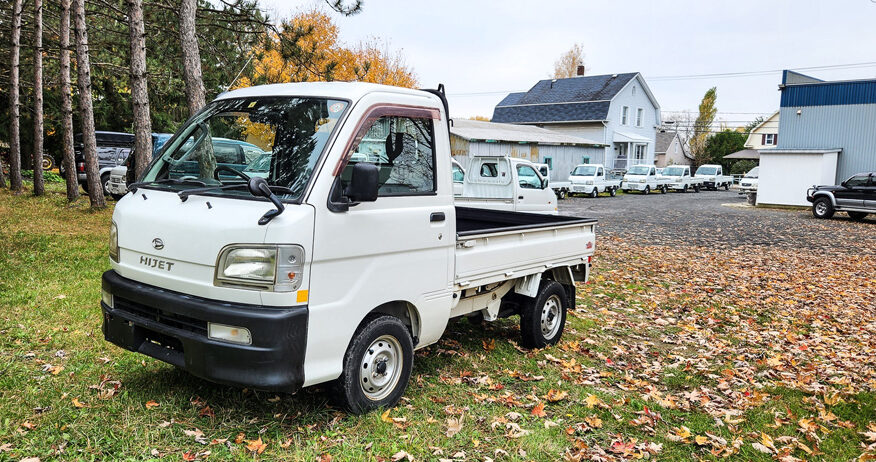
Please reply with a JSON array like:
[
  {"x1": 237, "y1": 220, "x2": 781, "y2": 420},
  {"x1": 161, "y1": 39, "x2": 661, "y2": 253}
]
[{"x1": 213, "y1": 165, "x2": 251, "y2": 183}]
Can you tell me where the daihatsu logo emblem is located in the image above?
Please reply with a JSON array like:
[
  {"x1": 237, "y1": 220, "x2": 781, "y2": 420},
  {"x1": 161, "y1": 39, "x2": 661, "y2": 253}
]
[{"x1": 152, "y1": 238, "x2": 164, "y2": 250}]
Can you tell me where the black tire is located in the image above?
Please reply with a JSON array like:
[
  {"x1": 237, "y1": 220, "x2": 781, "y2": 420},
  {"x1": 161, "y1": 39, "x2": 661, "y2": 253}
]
[
  {"x1": 520, "y1": 280, "x2": 569, "y2": 349},
  {"x1": 693, "y1": 185, "x2": 700, "y2": 193},
  {"x1": 330, "y1": 315, "x2": 414, "y2": 415},
  {"x1": 724, "y1": 183, "x2": 729, "y2": 191},
  {"x1": 811, "y1": 197, "x2": 834, "y2": 219},
  {"x1": 557, "y1": 189, "x2": 567, "y2": 200},
  {"x1": 101, "y1": 173, "x2": 111, "y2": 197},
  {"x1": 609, "y1": 187, "x2": 616, "y2": 197},
  {"x1": 643, "y1": 186, "x2": 650, "y2": 195},
  {"x1": 589, "y1": 189, "x2": 598, "y2": 198},
  {"x1": 683, "y1": 184, "x2": 688, "y2": 193},
  {"x1": 661, "y1": 185, "x2": 667, "y2": 194},
  {"x1": 848, "y1": 211, "x2": 868, "y2": 221}
]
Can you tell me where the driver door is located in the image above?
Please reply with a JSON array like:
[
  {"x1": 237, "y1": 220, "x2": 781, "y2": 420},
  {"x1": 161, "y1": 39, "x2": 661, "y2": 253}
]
[{"x1": 515, "y1": 163, "x2": 549, "y2": 212}]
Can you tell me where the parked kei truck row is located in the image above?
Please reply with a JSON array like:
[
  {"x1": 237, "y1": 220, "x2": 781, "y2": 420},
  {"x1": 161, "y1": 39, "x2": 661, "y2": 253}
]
[{"x1": 102, "y1": 82, "x2": 595, "y2": 414}]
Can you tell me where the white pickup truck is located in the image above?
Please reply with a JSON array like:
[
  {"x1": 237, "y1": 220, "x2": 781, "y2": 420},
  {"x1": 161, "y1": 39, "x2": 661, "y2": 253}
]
[
  {"x1": 568, "y1": 163, "x2": 620, "y2": 198},
  {"x1": 455, "y1": 156, "x2": 558, "y2": 214},
  {"x1": 695, "y1": 164, "x2": 733, "y2": 190},
  {"x1": 533, "y1": 163, "x2": 571, "y2": 200},
  {"x1": 101, "y1": 82, "x2": 595, "y2": 414},
  {"x1": 662, "y1": 164, "x2": 703, "y2": 193},
  {"x1": 621, "y1": 164, "x2": 671, "y2": 194}
]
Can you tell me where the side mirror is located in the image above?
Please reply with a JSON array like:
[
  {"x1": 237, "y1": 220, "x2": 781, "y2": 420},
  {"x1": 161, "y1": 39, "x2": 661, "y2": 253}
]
[
  {"x1": 541, "y1": 178, "x2": 549, "y2": 189},
  {"x1": 345, "y1": 162, "x2": 379, "y2": 202}
]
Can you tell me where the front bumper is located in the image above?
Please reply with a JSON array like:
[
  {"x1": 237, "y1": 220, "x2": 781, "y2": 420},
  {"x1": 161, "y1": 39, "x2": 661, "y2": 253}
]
[
  {"x1": 703, "y1": 181, "x2": 716, "y2": 188},
  {"x1": 622, "y1": 182, "x2": 648, "y2": 191},
  {"x1": 570, "y1": 184, "x2": 595, "y2": 193},
  {"x1": 101, "y1": 270, "x2": 308, "y2": 392},
  {"x1": 106, "y1": 178, "x2": 126, "y2": 195}
]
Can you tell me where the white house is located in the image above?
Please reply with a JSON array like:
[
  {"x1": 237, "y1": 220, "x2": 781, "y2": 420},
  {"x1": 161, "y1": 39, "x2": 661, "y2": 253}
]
[
  {"x1": 491, "y1": 72, "x2": 661, "y2": 172},
  {"x1": 744, "y1": 111, "x2": 780, "y2": 150}
]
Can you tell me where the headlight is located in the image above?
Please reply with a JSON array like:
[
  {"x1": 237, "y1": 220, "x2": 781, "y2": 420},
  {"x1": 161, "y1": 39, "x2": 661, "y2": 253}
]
[
  {"x1": 708, "y1": 177, "x2": 715, "y2": 181},
  {"x1": 639, "y1": 179, "x2": 646, "y2": 183},
  {"x1": 109, "y1": 222, "x2": 119, "y2": 262},
  {"x1": 585, "y1": 180, "x2": 594, "y2": 185},
  {"x1": 215, "y1": 245, "x2": 304, "y2": 292}
]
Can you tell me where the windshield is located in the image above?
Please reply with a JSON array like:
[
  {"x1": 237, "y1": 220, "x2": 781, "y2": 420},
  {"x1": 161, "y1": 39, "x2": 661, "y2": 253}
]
[
  {"x1": 696, "y1": 166, "x2": 717, "y2": 175},
  {"x1": 744, "y1": 167, "x2": 759, "y2": 178},
  {"x1": 663, "y1": 166, "x2": 686, "y2": 176},
  {"x1": 572, "y1": 165, "x2": 597, "y2": 176},
  {"x1": 140, "y1": 96, "x2": 348, "y2": 200},
  {"x1": 627, "y1": 166, "x2": 651, "y2": 175}
]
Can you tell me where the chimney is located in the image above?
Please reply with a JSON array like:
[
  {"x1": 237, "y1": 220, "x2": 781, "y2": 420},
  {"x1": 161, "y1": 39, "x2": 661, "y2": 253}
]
[{"x1": 576, "y1": 65, "x2": 586, "y2": 77}]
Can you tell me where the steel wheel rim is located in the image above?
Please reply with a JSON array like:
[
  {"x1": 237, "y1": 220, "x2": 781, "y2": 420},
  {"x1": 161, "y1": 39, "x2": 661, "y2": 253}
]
[
  {"x1": 540, "y1": 295, "x2": 562, "y2": 338},
  {"x1": 360, "y1": 334, "x2": 403, "y2": 401},
  {"x1": 815, "y1": 202, "x2": 827, "y2": 215}
]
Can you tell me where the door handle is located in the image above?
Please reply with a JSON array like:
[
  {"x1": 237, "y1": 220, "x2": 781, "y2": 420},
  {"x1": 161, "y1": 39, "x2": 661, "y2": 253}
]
[
  {"x1": 430, "y1": 212, "x2": 445, "y2": 222},
  {"x1": 518, "y1": 196, "x2": 524, "y2": 200}
]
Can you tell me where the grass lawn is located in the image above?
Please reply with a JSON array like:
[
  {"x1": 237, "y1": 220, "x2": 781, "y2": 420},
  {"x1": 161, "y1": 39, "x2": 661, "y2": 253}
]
[{"x1": 1, "y1": 183, "x2": 875, "y2": 461}]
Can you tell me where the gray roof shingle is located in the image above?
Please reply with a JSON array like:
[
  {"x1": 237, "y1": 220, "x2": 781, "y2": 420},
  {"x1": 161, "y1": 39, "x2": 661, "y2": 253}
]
[
  {"x1": 655, "y1": 131, "x2": 676, "y2": 153},
  {"x1": 491, "y1": 73, "x2": 639, "y2": 124}
]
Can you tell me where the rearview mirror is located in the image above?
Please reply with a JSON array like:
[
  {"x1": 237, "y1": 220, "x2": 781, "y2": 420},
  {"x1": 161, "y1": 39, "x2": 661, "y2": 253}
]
[{"x1": 345, "y1": 162, "x2": 379, "y2": 202}]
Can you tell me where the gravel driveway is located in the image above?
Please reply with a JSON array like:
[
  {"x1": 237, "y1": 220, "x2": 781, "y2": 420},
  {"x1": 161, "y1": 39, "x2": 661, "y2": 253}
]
[{"x1": 558, "y1": 189, "x2": 876, "y2": 254}]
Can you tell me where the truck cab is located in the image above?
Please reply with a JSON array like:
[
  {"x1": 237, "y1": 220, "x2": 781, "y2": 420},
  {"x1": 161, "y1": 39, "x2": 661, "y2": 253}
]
[
  {"x1": 102, "y1": 82, "x2": 595, "y2": 414},
  {"x1": 568, "y1": 163, "x2": 620, "y2": 198},
  {"x1": 662, "y1": 164, "x2": 702, "y2": 193},
  {"x1": 455, "y1": 156, "x2": 558, "y2": 213},
  {"x1": 621, "y1": 164, "x2": 668, "y2": 194},
  {"x1": 695, "y1": 164, "x2": 733, "y2": 190}
]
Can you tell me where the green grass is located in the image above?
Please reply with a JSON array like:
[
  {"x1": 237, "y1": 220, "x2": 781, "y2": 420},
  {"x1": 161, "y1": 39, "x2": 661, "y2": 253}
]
[{"x1": 0, "y1": 183, "x2": 874, "y2": 461}]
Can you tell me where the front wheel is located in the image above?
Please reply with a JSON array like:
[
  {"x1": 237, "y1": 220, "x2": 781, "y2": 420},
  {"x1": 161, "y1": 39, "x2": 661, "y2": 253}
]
[
  {"x1": 609, "y1": 187, "x2": 616, "y2": 197},
  {"x1": 683, "y1": 184, "x2": 689, "y2": 193},
  {"x1": 812, "y1": 197, "x2": 834, "y2": 219},
  {"x1": 41, "y1": 155, "x2": 54, "y2": 171},
  {"x1": 331, "y1": 315, "x2": 414, "y2": 414},
  {"x1": 643, "y1": 186, "x2": 650, "y2": 195},
  {"x1": 520, "y1": 280, "x2": 569, "y2": 349},
  {"x1": 661, "y1": 185, "x2": 667, "y2": 194},
  {"x1": 693, "y1": 185, "x2": 700, "y2": 193},
  {"x1": 724, "y1": 183, "x2": 729, "y2": 191},
  {"x1": 848, "y1": 211, "x2": 868, "y2": 221},
  {"x1": 589, "y1": 189, "x2": 598, "y2": 198}
]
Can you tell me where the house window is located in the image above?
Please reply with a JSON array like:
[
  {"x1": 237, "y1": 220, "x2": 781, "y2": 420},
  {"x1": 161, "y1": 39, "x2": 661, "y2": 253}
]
[
  {"x1": 674, "y1": 142, "x2": 678, "y2": 154},
  {"x1": 621, "y1": 106, "x2": 629, "y2": 125},
  {"x1": 581, "y1": 156, "x2": 590, "y2": 164},
  {"x1": 632, "y1": 86, "x2": 637, "y2": 96},
  {"x1": 634, "y1": 144, "x2": 646, "y2": 161},
  {"x1": 763, "y1": 133, "x2": 776, "y2": 145},
  {"x1": 544, "y1": 157, "x2": 552, "y2": 169},
  {"x1": 636, "y1": 108, "x2": 644, "y2": 127}
]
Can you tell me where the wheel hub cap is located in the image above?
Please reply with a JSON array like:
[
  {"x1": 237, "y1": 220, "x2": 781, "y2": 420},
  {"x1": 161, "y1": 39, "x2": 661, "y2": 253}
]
[
  {"x1": 360, "y1": 335, "x2": 403, "y2": 401},
  {"x1": 540, "y1": 295, "x2": 562, "y2": 338}
]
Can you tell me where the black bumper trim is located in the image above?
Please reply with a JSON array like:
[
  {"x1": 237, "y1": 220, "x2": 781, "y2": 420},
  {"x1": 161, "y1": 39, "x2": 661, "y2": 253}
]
[{"x1": 101, "y1": 270, "x2": 307, "y2": 392}]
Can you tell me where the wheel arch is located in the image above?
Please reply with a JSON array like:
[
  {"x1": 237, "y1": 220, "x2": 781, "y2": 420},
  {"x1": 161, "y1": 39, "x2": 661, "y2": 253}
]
[
  {"x1": 812, "y1": 191, "x2": 836, "y2": 207},
  {"x1": 361, "y1": 300, "x2": 422, "y2": 346}
]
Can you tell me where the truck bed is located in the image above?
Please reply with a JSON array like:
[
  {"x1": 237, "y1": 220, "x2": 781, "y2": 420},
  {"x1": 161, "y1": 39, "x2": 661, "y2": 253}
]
[{"x1": 455, "y1": 207, "x2": 596, "y2": 288}]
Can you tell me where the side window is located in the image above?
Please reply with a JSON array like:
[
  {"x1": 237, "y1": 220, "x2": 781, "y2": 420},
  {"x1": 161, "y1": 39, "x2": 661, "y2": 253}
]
[
  {"x1": 597, "y1": 167, "x2": 604, "y2": 177},
  {"x1": 845, "y1": 175, "x2": 869, "y2": 187},
  {"x1": 650, "y1": 168, "x2": 655, "y2": 176},
  {"x1": 480, "y1": 163, "x2": 498, "y2": 178},
  {"x1": 213, "y1": 144, "x2": 243, "y2": 164},
  {"x1": 452, "y1": 164, "x2": 464, "y2": 183},
  {"x1": 344, "y1": 115, "x2": 436, "y2": 196},
  {"x1": 516, "y1": 164, "x2": 541, "y2": 189}
]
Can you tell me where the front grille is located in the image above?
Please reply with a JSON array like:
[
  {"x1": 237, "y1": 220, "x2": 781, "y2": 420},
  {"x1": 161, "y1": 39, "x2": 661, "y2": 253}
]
[{"x1": 114, "y1": 296, "x2": 208, "y2": 336}]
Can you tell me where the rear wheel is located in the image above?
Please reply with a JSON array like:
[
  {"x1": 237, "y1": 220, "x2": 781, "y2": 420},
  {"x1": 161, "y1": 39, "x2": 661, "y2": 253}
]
[
  {"x1": 724, "y1": 183, "x2": 729, "y2": 191},
  {"x1": 693, "y1": 184, "x2": 700, "y2": 193},
  {"x1": 812, "y1": 197, "x2": 834, "y2": 219},
  {"x1": 848, "y1": 211, "x2": 868, "y2": 220},
  {"x1": 331, "y1": 315, "x2": 414, "y2": 414},
  {"x1": 520, "y1": 280, "x2": 569, "y2": 349},
  {"x1": 557, "y1": 189, "x2": 567, "y2": 200}
]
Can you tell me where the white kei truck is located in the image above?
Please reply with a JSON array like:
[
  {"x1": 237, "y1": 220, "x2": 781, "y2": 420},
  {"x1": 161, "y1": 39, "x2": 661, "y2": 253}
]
[
  {"x1": 454, "y1": 156, "x2": 558, "y2": 214},
  {"x1": 662, "y1": 165, "x2": 704, "y2": 193},
  {"x1": 568, "y1": 164, "x2": 620, "y2": 197},
  {"x1": 694, "y1": 164, "x2": 734, "y2": 190},
  {"x1": 621, "y1": 164, "x2": 671, "y2": 194},
  {"x1": 101, "y1": 82, "x2": 596, "y2": 414}
]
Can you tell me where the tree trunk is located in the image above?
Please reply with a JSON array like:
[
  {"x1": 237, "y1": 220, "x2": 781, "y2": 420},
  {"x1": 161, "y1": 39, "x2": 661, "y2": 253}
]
[
  {"x1": 60, "y1": 0, "x2": 79, "y2": 201},
  {"x1": 128, "y1": 0, "x2": 152, "y2": 180},
  {"x1": 73, "y1": 0, "x2": 106, "y2": 208},
  {"x1": 32, "y1": 0, "x2": 45, "y2": 196},
  {"x1": 8, "y1": 0, "x2": 24, "y2": 192},
  {"x1": 179, "y1": 0, "x2": 205, "y2": 116}
]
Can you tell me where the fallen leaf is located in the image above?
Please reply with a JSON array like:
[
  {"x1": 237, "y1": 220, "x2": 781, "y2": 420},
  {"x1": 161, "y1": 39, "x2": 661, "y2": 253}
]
[
  {"x1": 71, "y1": 398, "x2": 86, "y2": 408},
  {"x1": 245, "y1": 437, "x2": 267, "y2": 454},
  {"x1": 145, "y1": 400, "x2": 160, "y2": 409},
  {"x1": 545, "y1": 389, "x2": 568, "y2": 402},
  {"x1": 531, "y1": 402, "x2": 546, "y2": 418},
  {"x1": 445, "y1": 415, "x2": 463, "y2": 437}
]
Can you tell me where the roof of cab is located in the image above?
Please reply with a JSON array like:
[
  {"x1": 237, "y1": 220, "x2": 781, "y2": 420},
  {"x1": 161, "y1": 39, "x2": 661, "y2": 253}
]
[{"x1": 215, "y1": 82, "x2": 436, "y2": 104}]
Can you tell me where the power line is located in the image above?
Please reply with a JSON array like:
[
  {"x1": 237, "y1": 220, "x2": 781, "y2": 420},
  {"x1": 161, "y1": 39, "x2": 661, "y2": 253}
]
[{"x1": 445, "y1": 60, "x2": 876, "y2": 97}]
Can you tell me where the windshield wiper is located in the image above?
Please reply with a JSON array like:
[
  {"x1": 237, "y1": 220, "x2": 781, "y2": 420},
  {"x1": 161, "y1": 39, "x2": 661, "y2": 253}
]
[
  {"x1": 177, "y1": 179, "x2": 292, "y2": 226},
  {"x1": 128, "y1": 178, "x2": 207, "y2": 193}
]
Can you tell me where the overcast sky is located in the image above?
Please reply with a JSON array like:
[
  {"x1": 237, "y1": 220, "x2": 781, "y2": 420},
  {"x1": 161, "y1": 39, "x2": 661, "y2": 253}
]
[{"x1": 258, "y1": 0, "x2": 876, "y2": 127}]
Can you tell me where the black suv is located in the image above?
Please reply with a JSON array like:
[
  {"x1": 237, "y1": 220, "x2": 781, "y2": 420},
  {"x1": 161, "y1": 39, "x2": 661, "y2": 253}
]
[{"x1": 807, "y1": 172, "x2": 876, "y2": 220}]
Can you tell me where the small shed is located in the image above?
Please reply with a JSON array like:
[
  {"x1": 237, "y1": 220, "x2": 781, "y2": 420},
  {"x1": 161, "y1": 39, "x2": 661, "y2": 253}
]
[{"x1": 449, "y1": 119, "x2": 606, "y2": 181}]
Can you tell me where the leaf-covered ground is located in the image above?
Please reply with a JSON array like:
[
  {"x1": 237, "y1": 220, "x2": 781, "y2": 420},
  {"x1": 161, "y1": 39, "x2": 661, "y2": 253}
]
[{"x1": 1, "y1": 185, "x2": 874, "y2": 461}]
